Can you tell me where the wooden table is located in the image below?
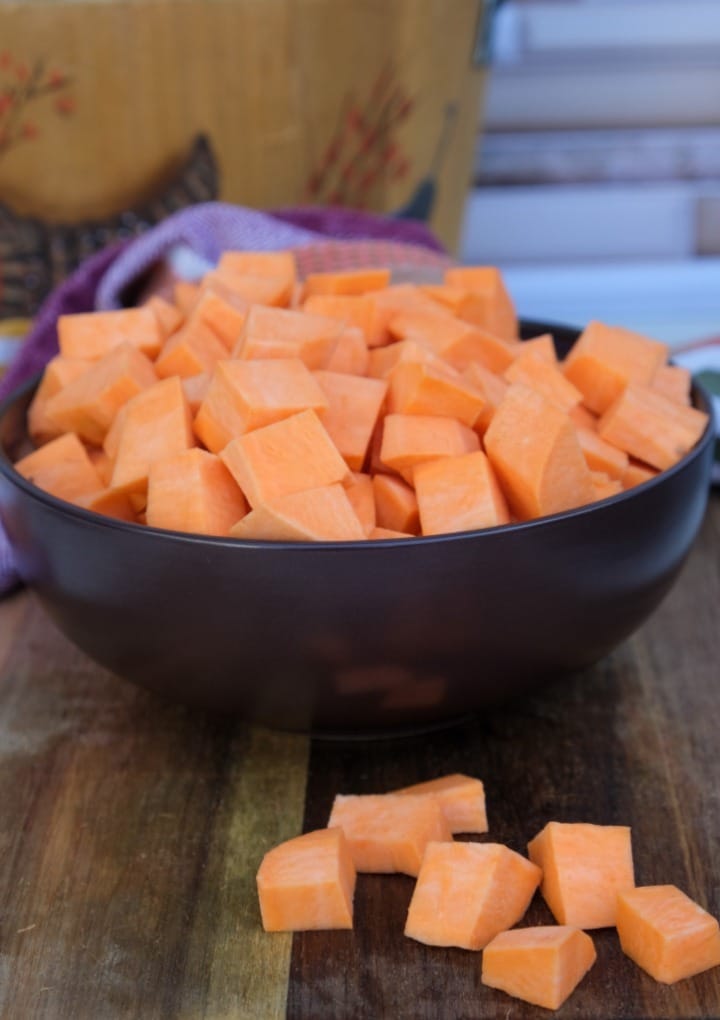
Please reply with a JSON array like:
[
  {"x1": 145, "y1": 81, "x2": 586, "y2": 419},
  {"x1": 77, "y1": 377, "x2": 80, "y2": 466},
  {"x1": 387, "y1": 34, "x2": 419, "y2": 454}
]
[{"x1": 1, "y1": 497, "x2": 719, "y2": 1020}]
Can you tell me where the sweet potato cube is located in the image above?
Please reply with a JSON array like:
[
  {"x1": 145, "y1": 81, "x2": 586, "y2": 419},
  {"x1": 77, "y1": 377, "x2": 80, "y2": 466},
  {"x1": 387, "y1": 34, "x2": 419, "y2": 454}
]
[
  {"x1": 405, "y1": 842, "x2": 541, "y2": 950},
  {"x1": 369, "y1": 527, "x2": 412, "y2": 540},
  {"x1": 256, "y1": 827, "x2": 355, "y2": 932},
  {"x1": 203, "y1": 266, "x2": 291, "y2": 308},
  {"x1": 482, "y1": 926, "x2": 597, "y2": 1010},
  {"x1": 173, "y1": 281, "x2": 201, "y2": 316},
  {"x1": 14, "y1": 432, "x2": 104, "y2": 504},
  {"x1": 380, "y1": 413, "x2": 479, "y2": 476},
  {"x1": 443, "y1": 265, "x2": 518, "y2": 341},
  {"x1": 484, "y1": 384, "x2": 595, "y2": 521},
  {"x1": 390, "y1": 309, "x2": 518, "y2": 373},
  {"x1": 415, "y1": 451, "x2": 510, "y2": 536},
  {"x1": 616, "y1": 885, "x2": 720, "y2": 984},
  {"x1": 576, "y1": 425, "x2": 629, "y2": 479},
  {"x1": 598, "y1": 382, "x2": 708, "y2": 471},
  {"x1": 110, "y1": 377, "x2": 194, "y2": 495},
  {"x1": 372, "y1": 474, "x2": 420, "y2": 535},
  {"x1": 154, "y1": 317, "x2": 228, "y2": 379},
  {"x1": 562, "y1": 320, "x2": 669, "y2": 414},
  {"x1": 28, "y1": 356, "x2": 92, "y2": 444},
  {"x1": 367, "y1": 339, "x2": 445, "y2": 380},
  {"x1": 327, "y1": 794, "x2": 451, "y2": 876},
  {"x1": 323, "y1": 327, "x2": 369, "y2": 376},
  {"x1": 392, "y1": 773, "x2": 488, "y2": 834},
  {"x1": 419, "y1": 283, "x2": 493, "y2": 328},
  {"x1": 528, "y1": 821, "x2": 635, "y2": 929},
  {"x1": 303, "y1": 267, "x2": 390, "y2": 297},
  {"x1": 591, "y1": 471, "x2": 623, "y2": 501},
  {"x1": 463, "y1": 362, "x2": 508, "y2": 435},
  {"x1": 505, "y1": 349, "x2": 583, "y2": 413},
  {"x1": 388, "y1": 361, "x2": 485, "y2": 428},
  {"x1": 368, "y1": 284, "x2": 441, "y2": 347},
  {"x1": 303, "y1": 294, "x2": 376, "y2": 343},
  {"x1": 57, "y1": 307, "x2": 162, "y2": 361},
  {"x1": 313, "y1": 370, "x2": 387, "y2": 470},
  {"x1": 187, "y1": 289, "x2": 246, "y2": 351},
  {"x1": 652, "y1": 363, "x2": 692, "y2": 405},
  {"x1": 517, "y1": 333, "x2": 557, "y2": 364},
  {"x1": 147, "y1": 449, "x2": 248, "y2": 536},
  {"x1": 44, "y1": 343, "x2": 157, "y2": 446},
  {"x1": 217, "y1": 250, "x2": 296, "y2": 293},
  {"x1": 76, "y1": 488, "x2": 137, "y2": 522},
  {"x1": 145, "y1": 295, "x2": 183, "y2": 339},
  {"x1": 569, "y1": 403, "x2": 599, "y2": 431},
  {"x1": 194, "y1": 358, "x2": 328, "y2": 453},
  {"x1": 232, "y1": 305, "x2": 343, "y2": 368},
  {"x1": 622, "y1": 459, "x2": 659, "y2": 490},
  {"x1": 343, "y1": 472, "x2": 376, "y2": 535},
  {"x1": 181, "y1": 373, "x2": 211, "y2": 415},
  {"x1": 230, "y1": 483, "x2": 365, "y2": 542},
  {"x1": 220, "y1": 409, "x2": 349, "y2": 508}
]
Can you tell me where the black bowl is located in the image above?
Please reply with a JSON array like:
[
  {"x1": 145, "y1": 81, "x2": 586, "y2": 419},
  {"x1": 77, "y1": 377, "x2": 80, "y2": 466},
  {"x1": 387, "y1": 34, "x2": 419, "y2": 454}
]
[{"x1": 0, "y1": 322, "x2": 715, "y2": 732}]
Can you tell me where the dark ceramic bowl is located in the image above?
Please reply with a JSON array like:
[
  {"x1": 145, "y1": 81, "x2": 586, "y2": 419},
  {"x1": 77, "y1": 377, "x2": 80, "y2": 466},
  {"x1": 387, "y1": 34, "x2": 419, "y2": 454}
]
[{"x1": 0, "y1": 321, "x2": 715, "y2": 733}]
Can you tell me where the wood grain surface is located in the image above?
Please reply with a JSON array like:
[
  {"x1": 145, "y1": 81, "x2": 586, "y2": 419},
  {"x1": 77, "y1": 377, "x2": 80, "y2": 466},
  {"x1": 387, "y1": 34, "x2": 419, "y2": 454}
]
[{"x1": 0, "y1": 496, "x2": 719, "y2": 1020}]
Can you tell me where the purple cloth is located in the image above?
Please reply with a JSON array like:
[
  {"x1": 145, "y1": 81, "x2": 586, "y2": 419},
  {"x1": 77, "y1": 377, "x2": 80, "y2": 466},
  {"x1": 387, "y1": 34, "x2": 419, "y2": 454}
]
[{"x1": 0, "y1": 202, "x2": 444, "y2": 594}]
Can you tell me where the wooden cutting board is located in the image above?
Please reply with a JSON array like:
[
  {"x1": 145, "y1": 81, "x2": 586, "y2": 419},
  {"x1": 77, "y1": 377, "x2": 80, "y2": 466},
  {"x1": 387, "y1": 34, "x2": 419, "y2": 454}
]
[{"x1": 0, "y1": 496, "x2": 718, "y2": 1019}]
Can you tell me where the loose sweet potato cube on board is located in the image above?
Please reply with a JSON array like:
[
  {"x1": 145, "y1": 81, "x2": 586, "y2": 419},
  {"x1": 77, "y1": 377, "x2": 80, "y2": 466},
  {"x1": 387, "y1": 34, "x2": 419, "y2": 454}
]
[
  {"x1": 443, "y1": 265, "x2": 519, "y2": 341},
  {"x1": 44, "y1": 344, "x2": 157, "y2": 446},
  {"x1": 155, "y1": 318, "x2": 228, "y2": 379},
  {"x1": 372, "y1": 474, "x2": 420, "y2": 535},
  {"x1": 598, "y1": 382, "x2": 708, "y2": 471},
  {"x1": 230, "y1": 483, "x2": 365, "y2": 542},
  {"x1": 58, "y1": 307, "x2": 162, "y2": 361},
  {"x1": 392, "y1": 773, "x2": 488, "y2": 834},
  {"x1": 313, "y1": 370, "x2": 387, "y2": 470},
  {"x1": 414, "y1": 451, "x2": 510, "y2": 536},
  {"x1": 194, "y1": 358, "x2": 328, "y2": 453},
  {"x1": 14, "y1": 432, "x2": 104, "y2": 503},
  {"x1": 327, "y1": 794, "x2": 451, "y2": 876},
  {"x1": 482, "y1": 926, "x2": 597, "y2": 1010},
  {"x1": 404, "y1": 842, "x2": 541, "y2": 950},
  {"x1": 28, "y1": 356, "x2": 92, "y2": 445},
  {"x1": 388, "y1": 361, "x2": 485, "y2": 428},
  {"x1": 147, "y1": 449, "x2": 248, "y2": 537},
  {"x1": 484, "y1": 384, "x2": 595, "y2": 521},
  {"x1": 110, "y1": 377, "x2": 194, "y2": 495},
  {"x1": 232, "y1": 305, "x2": 343, "y2": 368},
  {"x1": 562, "y1": 320, "x2": 669, "y2": 414},
  {"x1": 256, "y1": 828, "x2": 355, "y2": 932},
  {"x1": 220, "y1": 409, "x2": 349, "y2": 508},
  {"x1": 528, "y1": 821, "x2": 635, "y2": 929},
  {"x1": 303, "y1": 267, "x2": 390, "y2": 297},
  {"x1": 380, "y1": 413, "x2": 479, "y2": 476},
  {"x1": 616, "y1": 885, "x2": 720, "y2": 984}
]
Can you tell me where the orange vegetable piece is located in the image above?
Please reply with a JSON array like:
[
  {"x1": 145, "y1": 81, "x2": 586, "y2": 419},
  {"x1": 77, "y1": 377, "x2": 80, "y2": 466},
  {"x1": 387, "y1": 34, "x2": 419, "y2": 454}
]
[
  {"x1": 563, "y1": 320, "x2": 669, "y2": 414},
  {"x1": 187, "y1": 288, "x2": 246, "y2": 351},
  {"x1": 230, "y1": 483, "x2": 365, "y2": 542},
  {"x1": 220, "y1": 409, "x2": 349, "y2": 508},
  {"x1": 482, "y1": 926, "x2": 597, "y2": 1010},
  {"x1": 173, "y1": 281, "x2": 201, "y2": 316},
  {"x1": 43, "y1": 343, "x2": 157, "y2": 446},
  {"x1": 194, "y1": 358, "x2": 328, "y2": 454},
  {"x1": 591, "y1": 471, "x2": 623, "y2": 501},
  {"x1": 528, "y1": 821, "x2": 635, "y2": 929},
  {"x1": 367, "y1": 338, "x2": 445, "y2": 380},
  {"x1": 485, "y1": 384, "x2": 595, "y2": 521},
  {"x1": 322, "y1": 326, "x2": 369, "y2": 376},
  {"x1": 392, "y1": 773, "x2": 488, "y2": 834},
  {"x1": 516, "y1": 333, "x2": 557, "y2": 364},
  {"x1": 390, "y1": 308, "x2": 518, "y2": 373},
  {"x1": 233, "y1": 305, "x2": 343, "y2": 368},
  {"x1": 388, "y1": 361, "x2": 485, "y2": 428},
  {"x1": 181, "y1": 372, "x2": 211, "y2": 415},
  {"x1": 203, "y1": 266, "x2": 291, "y2": 308},
  {"x1": 369, "y1": 527, "x2": 412, "y2": 540},
  {"x1": 622, "y1": 459, "x2": 659, "y2": 489},
  {"x1": 327, "y1": 794, "x2": 451, "y2": 876},
  {"x1": 256, "y1": 827, "x2": 355, "y2": 932},
  {"x1": 652, "y1": 363, "x2": 692, "y2": 405},
  {"x1": 343, "y1": 472, "x2": 376, "y2": 535},
  {"x1": 110, "y1": 377, "x2": 195, "y2": 495},
  {"x1": 217, "y1": 249, "x2": 296, "y2": 294},
  {"x1": 576, "y1": 426, "x2": 629, "y2": 479},
  {"x1": 368, "y1": 284, "x2": 442, "y2": 347},
  {"x1": 463, "y1": 361, "x2": 508, "y2": 435},
  {"x1": 57, "y1": 307, "x2": 162, "y2": 361},
  {"x1": 598, "y1": 382, "x2": 708, "y2": 471},
  {"x1": 77, "y1": 488, "x2": 137, "y2": 523},
  {"x1": 303, "y1": 267, "x2": 390, "y2": 297},
  {"x1": 14, "y1": 432, "x2": 104, "y2": 503},
  {"x1": 86, "y1": 446, "x2": 113, "y2": 487},
  {"x1": 414, "y1": 451, "x2": 510, "y2": 536},
  {"x1": 313, "y1": 370, "x2": 387, "y2": 470},
  {"x1": 568, "y1": 403, "x2": 599, "y2": 431},
  {"x1": 147, "y1": 449, "x2": 248, "y2": 536},
  {"x1": 372, "y1": 474, "x2": 420, "y2": 535},
  {"x1": 505, "y1": 349, "x2": 583, "y2": 413},
  {"x1": 380, "y1": 413, "x2": 479, "y2": 476},
  {"x1": 303, "y1": 294, "x2": 375, "y2": 343},
  {"x1": 145, "y1": 295, "x2": 183, "y2": 339},
  {"x1": 443, "y1": 265, "x2": 519, "y2": 341},
  {"x1": 616, "y1": 885, "x2": 720, "y2": 985},
  {"x1": 28, "y1": 356, "x2": 91, "y2": 444},
  {"x1": 419, "y1": 283, "x2": 493, "y2": 328},
  {"x1": 155, "y1": 318, "x2": 228, "y2": 379},
  {"x1": 404, "y1": 841, "x2": 541, "y2": 950}
]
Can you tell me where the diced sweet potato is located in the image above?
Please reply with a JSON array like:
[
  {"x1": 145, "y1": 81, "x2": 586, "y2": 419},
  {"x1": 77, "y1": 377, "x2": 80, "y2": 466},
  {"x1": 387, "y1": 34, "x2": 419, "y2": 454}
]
[
  {"x1": 343, "y1": 472, "x2": 376, "y2": 535},
  {"x1": 443, "y1": 265, "x2": 518, "y2": 341},
  {"x1": 380, "y1": 413, "x2": 479, "y2": 476},
  {"x1": 155, "y1": 317, "x2": 228, "y2": 379},
  {"x1": 147, "y1": 448, "x2": 248, "y2": 536},
  {"x1": 388, "y1": 361, "x2": 484, "y2": 428},
  {"x1": 303, "y1": 267, "x2": 390, "y2": 297},
  {"x1": 505, "y1": 349, "x2": 582, "y2": 413},
  {"x1": 392, "y1": 773, "x2": 488, "y2": 834},
  {"x1": 313, "y1": 370, "x2": 388, "y2": 470},
  {"x1": 14, "y1": 432, "x2": 104, "y2": 504},
  {"x1": 58, "y1": 307, "x2": 162, "y2": 361},
  {"x1": 372, "y1": 474, "x2": 420, "y2": 535},
  {"x1": 27, "y1": 356, "x2": 92, "y2": 445},
  {"x1": 651, "y1": 363, "x2": 692, "y2": 405},
  {"x1": 414, "y1": 451, "x2": 510, "y2": 536},
  {"x1": 232, "y1": 305, "x2": 343, "y2": 368},
  {"x1": 322, "y1": 327, "x2": 370, "y2": 376},
  {"x1": 230, "y1": 483, "x2": 365, "y2": 542},
  {"x1": 576, "y1": 426, "x2": 629, "y2": 479}
]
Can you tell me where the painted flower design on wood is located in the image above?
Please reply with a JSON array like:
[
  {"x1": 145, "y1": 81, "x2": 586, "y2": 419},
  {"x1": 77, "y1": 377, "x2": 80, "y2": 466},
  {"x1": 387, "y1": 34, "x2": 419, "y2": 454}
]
[{"x1": 0, "y1": 52, "x2": 76, "y2": 160}]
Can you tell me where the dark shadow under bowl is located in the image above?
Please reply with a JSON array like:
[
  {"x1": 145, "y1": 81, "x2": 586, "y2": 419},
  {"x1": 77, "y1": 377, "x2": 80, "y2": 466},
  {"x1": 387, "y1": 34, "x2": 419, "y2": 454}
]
[{"x1": 0, "y1": 322, "x2": 715, "y2": 732}]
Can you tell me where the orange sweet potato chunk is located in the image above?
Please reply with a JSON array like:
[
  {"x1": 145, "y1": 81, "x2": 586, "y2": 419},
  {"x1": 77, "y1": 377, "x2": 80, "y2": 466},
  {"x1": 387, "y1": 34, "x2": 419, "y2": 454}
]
[
  {"x1": 484, "y1": 384, "x2": 595, "y2": 521},
  {"x1": 232, "y1": 305, "x2": 343, "y2": 368},
  {"x1": 414, "y1": 451, "x2": 510, "y2": 536},
  {"x1": 598, "y1": 382, "x2": 708, "y2": 471},
  {"x1": 217, "y1": 249, "x2": 296, "y2": 291},
  {"x1": 76, "y1": 488, "x2": 137, "y2": 522},
  {"x1": 388, "y1": 361, "x2": 485, "y2": 428},
  {"x1": 576, "y1": 425, "x2": 629, "y2": 479},
  {"x1": 651, "y1": 363, "x2": 692, "y2": 405},
  {"x1": 516, "y1": 333, "x2": 557, "y2": 364},
  {"x1": 482, "y1": 926, "x2": 597, "y2": 1010},
  {"x1": 591, "y1": 471, "x2": 623, "y2": 501},
  {"x1": 380, "y1": 413, "x2": 479, "y2": 476},
  {"x1": 187, "y1": 289, "x2": 246, "y2": 351},
  {"x1": 155, "y1": 317, "x2": 228, "y2": 379},
  {"x1": 622, "y1": 459, "x2": 659, "y2": 490},
  {"x1": 404, "y1": 842, "x2": 541, "y2": 950},
  {"x1": 327, "y1": 794, "x2": 451, "y2": 876},
  {"x1": 323, "y1": 326, "x2": 370, "y2": 376},
  {"x1": 58, "y1": 307, "x2": 162, "y2": 361},
  {"x1": 204, "y1": 266, "x2": 291, "y2": 308},
  {"x1": 369, "y1": 527, "x2": 412, "y2": 540},
  {"x1": 528, "y1": 821, "x2": 635, "y2": 929},
  {"x1": 303, "y1": 267, "x2": 391, "y2": 297},
  {"x1": 392, "y1": 773, "x2": 488, "y2": 834},
  {"x1": 28, "y1": 356, "x2": 92, "y2": 445},
  {"x1": 463, "y1": 361, "x2": 508, "y2": 436},
  {"x1": 221, "y1": 409, "x2": 349, "y2": 508},
  {"x1": 372, "y1": 474, "x2": 420, "y2": 535},
  {"x1": 230, "y1": 483, "x2": 365, "y2": 542},
  {"x1": 389, "y1": 309, "x2": 518, "y2": 373},
  {"x1": 505, "y1": 349, "x2": 582, "y2": 414},
  {"x1": 256, "y1": 827, "x2": 356, "y2": 932},
  {"x1": 145, "y1": 295, "x2": 183, "y2": 339},
  {"x1": 313, "y1": 370, "x2": 387, "y2": 470},
  {"x1": 343, "y1": 472, "x2": 376, "y2": 535},
  {"x1": 443, "y1": 265, "x2": 518, "y2": 341},
  {"x1": 367, "y1": 339, "x2": 445, "y2": 380},
  {"x1": 14, "y1": 432, "x2": 104, "y2": 504},
  {"x1": 616, "y1": 885, "x2": 720, "y2": 984},
  {"x1": 147, "y1": 448, "x2": 248, "y2": 536}
]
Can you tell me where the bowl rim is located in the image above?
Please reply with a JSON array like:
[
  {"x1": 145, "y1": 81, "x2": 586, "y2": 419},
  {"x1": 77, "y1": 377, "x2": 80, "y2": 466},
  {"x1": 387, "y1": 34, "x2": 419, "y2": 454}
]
[{"x1": 0, "y1": 347, "x2": 715, "y2": 553}]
